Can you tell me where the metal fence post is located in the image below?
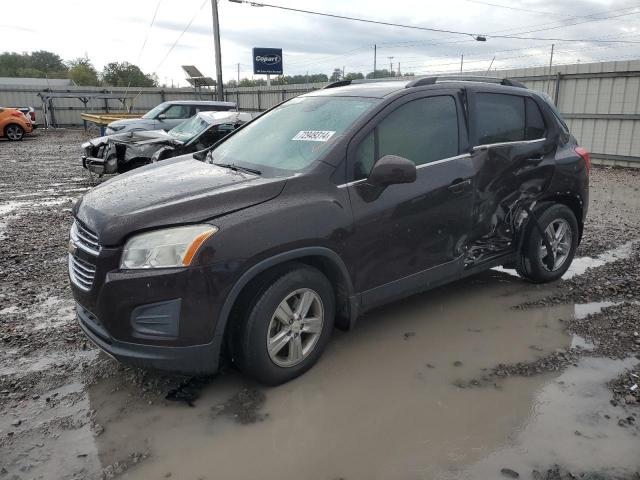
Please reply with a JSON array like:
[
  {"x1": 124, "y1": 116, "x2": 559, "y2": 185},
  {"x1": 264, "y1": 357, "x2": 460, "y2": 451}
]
[
  {"x1": 554, "y1": 73, "x2": 562, "y2": 105},
  {"x1": 257, "y1": 89, "x2": 261, "y2": 111}
]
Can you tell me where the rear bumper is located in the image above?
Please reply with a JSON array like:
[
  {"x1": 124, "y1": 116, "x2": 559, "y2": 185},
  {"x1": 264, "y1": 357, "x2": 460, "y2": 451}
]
[{"x1": 76, "y1": 302, "x2": 221, "y2": 374}]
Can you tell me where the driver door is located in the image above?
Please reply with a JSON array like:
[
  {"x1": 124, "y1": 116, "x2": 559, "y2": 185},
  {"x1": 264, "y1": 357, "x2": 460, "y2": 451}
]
[{"x1": 344, "y1": 92, "x2": 475, "y2": 307}]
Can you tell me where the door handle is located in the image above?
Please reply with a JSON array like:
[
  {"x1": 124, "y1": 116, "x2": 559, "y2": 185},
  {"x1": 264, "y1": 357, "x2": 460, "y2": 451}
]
[{"x1": 448, "y1": 178, "x2": 472, "y2": 194}]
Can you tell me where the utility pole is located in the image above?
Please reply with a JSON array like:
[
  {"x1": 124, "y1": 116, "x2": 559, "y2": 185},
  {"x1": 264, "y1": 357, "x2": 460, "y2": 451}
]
[
  {"x1": 210, "y1": 0, "x2": 224, "y2": 101},
  {"x1": 460, "y1": 54, "x2": 464, "y2": 72},
  {"x1": 373, "y1": 44, "x2": 377, "y2": 79},
  {"x1": 398, "y1": 62, "x2": 401, "y2": 77},
  {"x1": 237, "y1": 63, "x2": 240, "y2": 84},
  {"x1": 388, "y1": 56, "x2": 394, "y2": 76}
]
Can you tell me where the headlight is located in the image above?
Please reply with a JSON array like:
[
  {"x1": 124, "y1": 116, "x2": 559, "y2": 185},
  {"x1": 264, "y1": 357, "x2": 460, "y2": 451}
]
[{"x1": 120, "y1": 225, "x2": 218, "y2": 269}]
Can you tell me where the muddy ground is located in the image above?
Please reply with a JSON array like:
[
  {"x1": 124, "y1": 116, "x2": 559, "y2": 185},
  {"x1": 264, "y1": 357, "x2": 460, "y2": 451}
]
[{"x1": 0, "y1": 129, "x2": 639, "y2": 480}]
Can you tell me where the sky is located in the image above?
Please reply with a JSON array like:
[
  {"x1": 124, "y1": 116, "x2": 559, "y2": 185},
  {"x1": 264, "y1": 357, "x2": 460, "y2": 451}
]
[{"x1": 2, "y1": 0, "x2": 640, "y2": 86}]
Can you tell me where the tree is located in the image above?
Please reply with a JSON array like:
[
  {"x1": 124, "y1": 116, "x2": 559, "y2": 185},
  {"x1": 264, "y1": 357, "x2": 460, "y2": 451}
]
[
  {"x1": 0, "y1": 50, "x2": 67, "y2": 78},
  {"x1": 29, "y1": 50, "x2": 67, "y2": 75},
  {"x1": 225, "y1": 73, "x2": 330, "y2": 88},
  {"x1": 67, "y1": 57, "x2": 99, "y2": 86},
  {"x1": 344, "y1": 72, "x2": 364, "y2": 81},
  {"x1": 101, "y1": 62, "x2": 157, "y2": 87},
  {"x1": 366, "y1": 69, "x2": 395, "y2": 79},
  {"x1": 329, "y1": 68, "x2": 343, "y2": 82}
]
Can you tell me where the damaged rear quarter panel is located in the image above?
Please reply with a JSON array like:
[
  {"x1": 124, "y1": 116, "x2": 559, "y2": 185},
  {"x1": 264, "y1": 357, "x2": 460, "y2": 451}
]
[{"x1": 463, "y1": 90, "x2": 566, "y2": 267}]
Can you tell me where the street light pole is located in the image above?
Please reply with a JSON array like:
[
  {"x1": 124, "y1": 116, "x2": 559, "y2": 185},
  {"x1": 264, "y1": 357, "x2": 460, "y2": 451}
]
[{"x1": 211, "y1": 0, "x2": 224, "y2": 101}]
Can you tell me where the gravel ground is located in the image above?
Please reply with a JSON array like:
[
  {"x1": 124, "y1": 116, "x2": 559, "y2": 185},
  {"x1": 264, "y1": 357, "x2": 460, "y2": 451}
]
[
  {"x1": 1, "y1": 129, "x2": 639, "y2": 479},
  {"x1": 576, "y1": 166, "x2": 640, "y2": 257}
]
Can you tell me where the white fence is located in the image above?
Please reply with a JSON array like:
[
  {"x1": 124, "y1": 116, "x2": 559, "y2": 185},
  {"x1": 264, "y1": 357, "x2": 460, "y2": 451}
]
[{"x1": 1, "y1": 59, "x2": 639, "y2": 166}]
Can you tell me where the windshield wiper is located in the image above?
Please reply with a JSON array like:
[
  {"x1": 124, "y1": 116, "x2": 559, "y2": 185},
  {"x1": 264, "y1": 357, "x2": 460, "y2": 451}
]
[{"x1": 214, "y1": 162, "x2": 262, "y2": 175}]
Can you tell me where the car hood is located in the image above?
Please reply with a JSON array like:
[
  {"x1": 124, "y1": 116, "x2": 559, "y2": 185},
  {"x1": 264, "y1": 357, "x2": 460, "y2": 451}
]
[
  {"x1": 74, "y1": 156, "x2": 287, "y2": 246},
  {"x1": 84, "y1": 130, "x2": 181, "y2": 148}
]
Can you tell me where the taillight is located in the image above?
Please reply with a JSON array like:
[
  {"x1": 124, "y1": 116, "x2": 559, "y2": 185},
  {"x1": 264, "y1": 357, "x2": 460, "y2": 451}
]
[
  {"x1": 30, "y1": 111, "x2": 35, "y2": 121},
  {"x1": 575, "y1": 147, "x2": 590, "y2": 175}
]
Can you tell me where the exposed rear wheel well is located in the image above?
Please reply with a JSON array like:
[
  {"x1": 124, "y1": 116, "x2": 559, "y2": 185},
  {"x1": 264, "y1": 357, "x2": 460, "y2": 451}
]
[{"x1": 545, "y1": 194, "x2": 584, "y2": 241}]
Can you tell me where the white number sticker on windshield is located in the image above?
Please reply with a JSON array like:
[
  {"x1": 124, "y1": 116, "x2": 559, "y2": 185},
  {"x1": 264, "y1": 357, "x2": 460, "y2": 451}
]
[{"x1": 292, "y1": 130, "x2": 336, "y2": 142}]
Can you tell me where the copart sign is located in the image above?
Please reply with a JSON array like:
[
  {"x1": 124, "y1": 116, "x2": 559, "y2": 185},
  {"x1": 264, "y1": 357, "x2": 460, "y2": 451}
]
[{"x1": 253, "y1": 47, "x2": 283, "y2": 75}]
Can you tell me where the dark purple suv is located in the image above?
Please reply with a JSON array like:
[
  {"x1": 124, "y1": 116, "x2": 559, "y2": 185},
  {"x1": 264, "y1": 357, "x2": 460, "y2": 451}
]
[{"x1": 69, "y1": 76, "x2": 589, "y2": 385}]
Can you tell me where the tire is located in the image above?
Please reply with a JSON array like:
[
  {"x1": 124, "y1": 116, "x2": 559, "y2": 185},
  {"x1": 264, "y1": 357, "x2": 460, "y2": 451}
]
[
  {"x1": 233, "y1": 264, "x2": 335, "y2": 385},
  {"x1": 5, "y1": 124, "x2": 24, "y2": 141},
  {"x1": 516, "y1": 204, "x2": 579, "y2": 283}
]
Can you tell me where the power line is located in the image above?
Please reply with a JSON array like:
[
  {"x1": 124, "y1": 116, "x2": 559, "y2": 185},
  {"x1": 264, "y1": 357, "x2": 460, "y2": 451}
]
[
  {"x1": 123, "y1": 0, "x2": 162, "y2": 104},
  {"x1": 228, "y1": 0, "x2": 486, "y2": 40},
  {"x1": 463, "y1": 0, "x2": 585, "y2": 17},
  {"x1": 374, "y1": 5, "x2": 640, "y2": 50},
  {"x1": 155, "y1": 0, "x2": 208, "y2": 71},
  {"x1": 136, "y1": 0, "x2": 163, "y2": 64},
  {"x1": 228, "y1": 0, "x2": 640, "y2": 44}
]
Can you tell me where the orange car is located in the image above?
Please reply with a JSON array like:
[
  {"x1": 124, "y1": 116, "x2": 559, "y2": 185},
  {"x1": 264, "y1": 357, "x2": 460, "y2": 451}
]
[{"x1": 0, "y1": 107, "x2": 33, "y2": 141}]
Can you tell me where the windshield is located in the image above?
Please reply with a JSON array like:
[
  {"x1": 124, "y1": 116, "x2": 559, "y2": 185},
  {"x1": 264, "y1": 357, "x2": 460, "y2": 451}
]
[
  {"x1": 142, "y1": 103, "x2": 167, "y2": 119},
  {"x1": 169, "y1": 115, "x2": 210, "y2": 143},
  {"x1": 211, "y1": 96, "x2": 380, "y2": 172}
]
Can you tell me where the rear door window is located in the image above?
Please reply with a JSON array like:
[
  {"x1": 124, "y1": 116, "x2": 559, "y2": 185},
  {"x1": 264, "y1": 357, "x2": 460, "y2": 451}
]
[
  {"x1": 475, "y1": 93, "x2": 525, "y2": 145},
  {"x1": 353, "y1": 95, "x2": 459, "y2": 179}
]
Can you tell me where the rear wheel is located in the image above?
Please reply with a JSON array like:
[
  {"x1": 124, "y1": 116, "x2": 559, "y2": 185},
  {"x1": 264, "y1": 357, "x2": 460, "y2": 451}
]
[
  {"x1": 233, "y1": 264, "x2": 335, "y2": 385},
  {"x1": 516, "y1": 204, "x2": 578, "y2": 283},
  {"x1": 5, "y1": 124, "x2": 24, "y2": 141}
]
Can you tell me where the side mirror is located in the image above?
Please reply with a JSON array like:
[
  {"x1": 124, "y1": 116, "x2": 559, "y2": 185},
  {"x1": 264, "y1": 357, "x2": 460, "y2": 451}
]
[
  {"x1": 157, "y1": 113, "x2": 167, "y2": 121},
  {"x1": 368, "y1": 155, "x2": 416, "y2": 187}
]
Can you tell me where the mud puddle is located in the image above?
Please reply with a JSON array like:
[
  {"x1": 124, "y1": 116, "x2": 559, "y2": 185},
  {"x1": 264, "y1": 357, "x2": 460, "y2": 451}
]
[
  {"x1": 27, "y1": 270, "x2": 630, "y2": 480},
  {"x1": 454, "y1": 357, "x2": 640, "y2": 480}
]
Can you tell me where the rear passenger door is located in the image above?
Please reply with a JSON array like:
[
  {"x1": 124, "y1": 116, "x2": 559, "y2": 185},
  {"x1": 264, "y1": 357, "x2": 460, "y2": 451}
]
[
  {"x1": 466, "y1": 89, "x2": 556, "y2": 258},
  {"x1": 344, "y1": 91, "x2": 475, "y2": 303}
]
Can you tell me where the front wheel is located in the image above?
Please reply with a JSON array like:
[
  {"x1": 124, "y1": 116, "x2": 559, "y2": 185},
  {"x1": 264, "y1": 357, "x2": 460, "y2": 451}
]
[
  {"x1": 516, "y1": 204, "x2": 579, "y2": 283},
  {"x1": 5, "y1": 124, "x2": 24, "y2": 141},
  {"x1": 233, "y1": 264, "x2": 335, "y2": 385}
]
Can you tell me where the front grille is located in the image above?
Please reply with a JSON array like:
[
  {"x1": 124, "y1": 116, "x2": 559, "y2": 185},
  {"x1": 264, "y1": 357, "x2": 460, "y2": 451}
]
[
  {"x1": 71, "y1": 221, "x2": 100, "y2": 255},
  {"x1": 69, "y1": 253, "x2": 96, "y2": 291}
]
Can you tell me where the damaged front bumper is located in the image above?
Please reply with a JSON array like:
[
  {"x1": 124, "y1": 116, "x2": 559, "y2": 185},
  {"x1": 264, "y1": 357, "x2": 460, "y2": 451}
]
[{"x1": 82, "y1": 155, "x2": 115, "y2": 175}]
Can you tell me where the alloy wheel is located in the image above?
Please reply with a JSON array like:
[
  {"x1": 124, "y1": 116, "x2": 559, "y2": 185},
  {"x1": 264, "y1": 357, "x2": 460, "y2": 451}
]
[
  {"x1": 539, "y1": 218, "x2": 572, "y2": 271},
  {"x1": 6, "y1": 125, "x2": 23, "y2": 141},
  {"x1": 266, "y1": 288, "x2": 324, "y2": 368}
]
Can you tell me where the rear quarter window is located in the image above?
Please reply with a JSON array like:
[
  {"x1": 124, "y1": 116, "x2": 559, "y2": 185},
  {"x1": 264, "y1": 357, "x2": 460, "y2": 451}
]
[{"x1": 525, "y1": 97, "x2": 546, "y2": 140}]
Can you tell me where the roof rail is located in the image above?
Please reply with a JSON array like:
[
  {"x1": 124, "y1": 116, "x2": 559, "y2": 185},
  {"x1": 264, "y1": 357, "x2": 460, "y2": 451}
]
[
  {"x1": 323, "y1": 79, "x2": 353, "y2": 89},
  {"x1": 405, "y1": 75, "x2": 527, "y2": 89}
]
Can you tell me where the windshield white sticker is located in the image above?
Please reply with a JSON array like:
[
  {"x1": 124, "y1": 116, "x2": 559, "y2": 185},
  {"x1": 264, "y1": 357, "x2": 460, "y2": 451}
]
[{"x1": 292, "y1": 130, "x2": 336, "y2": 142}]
